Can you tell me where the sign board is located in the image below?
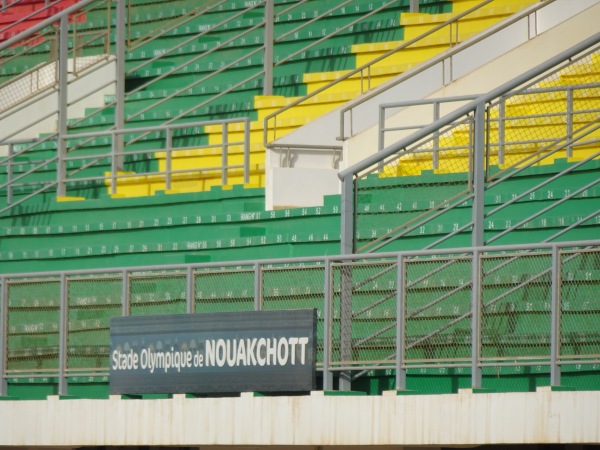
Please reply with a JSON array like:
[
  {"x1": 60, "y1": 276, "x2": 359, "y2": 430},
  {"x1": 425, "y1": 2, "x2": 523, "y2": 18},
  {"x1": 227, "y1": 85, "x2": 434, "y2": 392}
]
[{"x1": 109, "y1": 309, "x2": 317, "y2": 395}]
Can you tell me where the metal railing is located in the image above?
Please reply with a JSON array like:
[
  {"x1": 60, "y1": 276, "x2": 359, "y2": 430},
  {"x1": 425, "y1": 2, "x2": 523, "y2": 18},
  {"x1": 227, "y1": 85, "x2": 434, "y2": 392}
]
[
  {"x1": 0, "y1": 0, "x2": 112, "y2": 113},
  {"x1": 0, "y1": 118, "x2": 250, "y2": 213},
  {"x1": 1, "y1": 239, "x2": 598, "y2": 395},
  {"x1": 338, "y1": 32, "x2": 600, "y2": 255},
  {"x1": 1, "y1": 0, "x2": 417, "y2": 213},
  {"x1": 337, "y1": 0, "x2": 555, "y2": 141},
  {"x1": 263, "y1": 0, "x2": 556, "y2": 150},
  {"x1": 84, "y1": 0, "x2": 414, "y2": 137}
]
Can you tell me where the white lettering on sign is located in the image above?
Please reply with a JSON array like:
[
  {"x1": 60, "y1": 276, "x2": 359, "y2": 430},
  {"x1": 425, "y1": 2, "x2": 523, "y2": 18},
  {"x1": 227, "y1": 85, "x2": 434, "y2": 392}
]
[
  {"x1": 111, "y1": 337, "x2": 309, "y2": 374},
  {"x1": 205, "y1": 337, "x2": 309, "y2": 368}
]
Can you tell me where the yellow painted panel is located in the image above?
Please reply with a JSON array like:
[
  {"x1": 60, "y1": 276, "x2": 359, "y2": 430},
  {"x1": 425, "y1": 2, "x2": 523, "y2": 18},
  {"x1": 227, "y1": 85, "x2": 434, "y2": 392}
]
[{"x1": 56, "y1": 196, "x2": 86, "y2": 202}]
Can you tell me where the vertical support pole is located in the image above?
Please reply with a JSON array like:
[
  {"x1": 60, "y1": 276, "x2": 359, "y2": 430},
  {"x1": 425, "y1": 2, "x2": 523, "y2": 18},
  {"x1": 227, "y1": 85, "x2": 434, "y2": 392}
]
[
  {"x1": 0, "y1": 276, "x2": 7, "y2": 396},
  {"x1": 56, "y1": 15, "x2": 69, "y2": 198},
  {"x1": 498, "y1": 97, "x2": 506, "y2": 165},
  {"x1": 409, "y1": 0, "x2": 419, "y2": 13},
  {"x1": 186, "y1": 266, "x2": 195, "y2": 314},
  {"x1": 550, "y1": 245, "x2": 561, "y2": 386},
  {"x1": 433, "y1": 101, "x2": 440, "y2": 170},
  {"x1": 114, "y1": 0, "x2": 126, "y2": 170},
  {"x1": 339, "y1": 175, "x2": 355, "y2": 391},
  {"x1": 221, "y1": 123, "x2": 228, "y2": 186},
  {"x1": 339, "y1": 261, "x2": 352, "y2": 391},
  {"x1": 472, "y1": 103, "x2": 486, "y2": 248},
  {"x1": 7, "y1": 143, "x2": 13, "y2": 204},
  {"x1": 377, "y1": 106, "x2": 386, "y2": 173},
  {"x1": 340, "y1": 175, "x2": 355, "y2": 255},
  {"x1": 254, "y1": 263, "x2": 262, "y2": 311},
  {"x1": 243, "y1": 117, "x2": 250, "y2": 185},
  {"x1": 378, "y1": 105, "x2": 385, "y2": 152},
  {"x1": 566, "y1": 88, "x2": 573, "y2": 158},
  {"x1": 165, "y1": 127, "x2": 173, "y2": 191},
  {"x1": 58, "y1": 273, "x2": 68, "y2": 396},
  {"x1": 263, "y1": 0, "x2": 274, "y2": 95},
  {"x1": 471, "y1": 249, "x2": 482, "y2": 389},
  {"x1": 110, "y1": 133, "x2": 118, "y2": 195},
  {"x1": 121, "y1": 270, "x2": 130, "y2": 317},
  {"x1": 395, "y1": 254, "x2": 406, "y2": 390},
  {"x1": 322, "y1": 260, "x2": 333, "y2": 391}
]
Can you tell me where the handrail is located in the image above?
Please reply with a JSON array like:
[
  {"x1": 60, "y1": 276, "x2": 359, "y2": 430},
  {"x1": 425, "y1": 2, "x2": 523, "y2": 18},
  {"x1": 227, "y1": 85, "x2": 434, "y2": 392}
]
[
  {"x1": 338, "y1": 31, "x2": 600, "y2": 258},
  {"x1": 1, "y1": 239, "x2": 599, "y2": 393},
  {"x1": 64, "y1": 0, "x2": 415, "y2": 158},
  {"x1": 338, "y1": 31, "x2": 600, "y2": 180},
  {"x1": 336, "y1": 0, "x2": 556, "y2": 142},
  {"x1": 263, "y1": 0, "x2": 502, "y2": 148}
]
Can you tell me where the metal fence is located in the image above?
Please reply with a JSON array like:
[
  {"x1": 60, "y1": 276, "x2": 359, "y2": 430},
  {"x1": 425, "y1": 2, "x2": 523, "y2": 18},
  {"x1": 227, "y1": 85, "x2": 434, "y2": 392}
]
[
  {"x1": 1, "y1": 240, "x2": 599, "y2": 396},
  {"x1": 0, "y1": 118, "x2": 250, "y2": 213},
  {"x1": 339, "y1": 34, "x2": 600, "y2": 255},
  {"x1": 0, "y1": 0, "x2": 112, "y2": 114}
]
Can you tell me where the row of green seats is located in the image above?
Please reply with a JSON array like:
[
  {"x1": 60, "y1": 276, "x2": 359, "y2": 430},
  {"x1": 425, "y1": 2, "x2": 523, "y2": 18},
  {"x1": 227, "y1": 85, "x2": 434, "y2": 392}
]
[{"x1": 2, "y1": 161, "x2": 599, "y2": 272}]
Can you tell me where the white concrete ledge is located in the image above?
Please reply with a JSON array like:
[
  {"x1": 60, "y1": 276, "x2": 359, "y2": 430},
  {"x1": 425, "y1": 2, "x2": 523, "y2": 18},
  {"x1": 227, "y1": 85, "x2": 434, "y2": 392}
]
[{"x1": 0, "y1": 390, "x2": 599, "y2": 446}]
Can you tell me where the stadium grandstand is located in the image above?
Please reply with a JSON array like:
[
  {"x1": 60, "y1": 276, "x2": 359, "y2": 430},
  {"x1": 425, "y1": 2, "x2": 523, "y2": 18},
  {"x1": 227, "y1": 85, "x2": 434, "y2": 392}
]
[{"x1": 0, "y1": 0, "x2": 599, "y2": 448}]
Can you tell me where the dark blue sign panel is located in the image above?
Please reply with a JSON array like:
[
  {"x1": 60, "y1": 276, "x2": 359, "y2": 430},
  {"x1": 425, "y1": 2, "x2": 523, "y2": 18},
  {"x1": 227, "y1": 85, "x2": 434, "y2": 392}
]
[{"x1": 109, "y1": 309, "x2": 316, "y2": 394}]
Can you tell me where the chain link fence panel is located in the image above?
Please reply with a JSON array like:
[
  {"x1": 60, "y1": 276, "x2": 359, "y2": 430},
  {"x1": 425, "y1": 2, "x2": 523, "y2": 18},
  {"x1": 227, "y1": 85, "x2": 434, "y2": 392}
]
[
  {"x1": 66, "y1": 274, "x2": 123, "y2": 375},
  {"x1": 330, "y1": 259, "x2": 398, "y2": 369},
  {"x1": 354, "y1": 114, "x2": 474, "y2": 254},
  {"x1": 194, "y1": 267, "x2": 255, "y2": 313},
  {"x1": 6, "y1": 278, "x2": 60, "y2": 377},
  {"x1": 486, "y1": 50, "x2": 600, "y2": 173},
  {"x1": 559, "y1": 248, "x2": 600, "y2": 390},
  {"x1": 403, "y1": 254, "x2": 473, "y2": 365},
  {"x1": 129, "y1": 270, "x2": 187, "y2": 316},
  {"x1": 481, "y1": 252, "x2": 552, "y2": 363},
  {"x1": 262, "y1": 264, "x2": 326, "y2": 365}
]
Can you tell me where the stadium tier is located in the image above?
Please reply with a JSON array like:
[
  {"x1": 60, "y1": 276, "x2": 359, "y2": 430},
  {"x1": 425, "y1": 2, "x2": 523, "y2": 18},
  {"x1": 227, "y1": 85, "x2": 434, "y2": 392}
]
[{"x1": 0, "y1": 0, "x2": 599, "y2": 413}]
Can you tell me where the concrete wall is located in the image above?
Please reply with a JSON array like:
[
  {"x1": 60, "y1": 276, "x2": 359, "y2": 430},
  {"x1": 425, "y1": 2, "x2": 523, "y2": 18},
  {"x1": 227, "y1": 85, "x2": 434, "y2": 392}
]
[{"x1": 0, "y1": 389, "x2": 599, "y2": 446}]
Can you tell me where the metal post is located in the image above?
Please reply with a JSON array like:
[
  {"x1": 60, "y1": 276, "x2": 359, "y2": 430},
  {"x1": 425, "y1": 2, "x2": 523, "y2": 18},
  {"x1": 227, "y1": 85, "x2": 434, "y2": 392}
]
[
  {"x1": 121, "y1": 270, "x2": 130, "y2": 317},
  {"x1": 339, "y1": 261, "x2": 353, "y2": 391},
  {"x1": 243, "y1": 117, "x2": 250, "y2": 184},
  {"x1": 378, "y1": 105, "x2": 385, "y2": 152},
  {"x1": 433, "y1": 101, "x2": 440, "y2": 170},
  {"x1": 186, "y1": 266, "x2": 195, "y2": 314},
  {"x1": 550, "y1": 245, "x2": 561, "y2": 386},
  {"x1": 566, "y1": 88, "x2": 573, "y2": 158},
  {"x1": 472, "y1": 103, "x2": 486, "y2": 248},
  {"x1": 322, "y1": 260, "x2": 333, "y2": 390},
  {"x1": 7, "y1": 143, "x2": 13, "y2": 204},
  {"x1": 254, "y1": 263, "x2": 262, "y2": 311},
  {"x1": 263, "y1": 0, "x2": 274, "y2": 95},
  {"x1": 340, "y1": 176, "x2": 355, "y2": 255},
  {"x1": 56, "y1": 15, "x2": 69, "y2": 198},
  {"x1": 166, "y1": 128, "x2": 173, "y2": 191},
  {"x1": 110, "y1": 132, "x2": 118, "y2": 195},
  {"x1": 221, "y1": 123, "x2": 229, "y2": 186},
  {"x1": 498, "y1": 97, "x2": 506, "y2": 165},
  {"x1": 58, "y1": 273, "x2": 68, "y2": 396},
  {"x1": 395, "y1": 254, "x2": 407, "y2": 390},
  {"x1": 471, "y1": 249, "x2": 482, "y2": 389},
  {"x1": 0, "y1": 276, "x2": 7, "y2": 396},
  {"x1": 114, "y1": 0, "x2": 126, "y2": 170},
  {"x1": 339, "y1": 176, "x2": 355, "y2": 391},
  {"x1": 409, "y1": 0, "x2": 419, "y2": 13}
]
